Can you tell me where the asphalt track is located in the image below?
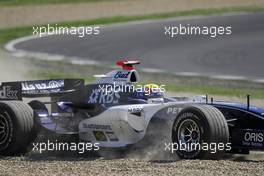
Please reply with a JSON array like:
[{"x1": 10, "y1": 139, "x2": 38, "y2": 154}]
[{"x1": 10, "y1": 13, "x2": 264, "y2": 79}]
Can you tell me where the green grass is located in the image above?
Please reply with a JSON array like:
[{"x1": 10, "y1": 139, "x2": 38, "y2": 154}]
[
  {"x1": 0, "y1": 0, "x2": 116, "y2": 6},
  {"x1": 1, "y1": 6, "x2": 264, "y2": 46},
  {"x1": 0, "y1": 27, "x2": 31, "y2": 46}
]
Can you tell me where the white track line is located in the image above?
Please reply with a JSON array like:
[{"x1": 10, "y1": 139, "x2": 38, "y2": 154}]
[{"x1": 4, "y1": 12, "x2": 264, "y2": 83}]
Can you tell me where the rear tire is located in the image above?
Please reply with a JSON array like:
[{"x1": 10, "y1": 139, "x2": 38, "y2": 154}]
[
  {"x1": 0, "y1": 101, "x2": 35, "y2": 156},
  {"x1": 172, "y1": 105, "x2": 229, "y2": 160}
]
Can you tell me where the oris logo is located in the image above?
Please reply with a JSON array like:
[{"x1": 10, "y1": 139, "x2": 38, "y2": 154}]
[{"x1": 244, "y1": 132, "x2": 263, "y2": 143}]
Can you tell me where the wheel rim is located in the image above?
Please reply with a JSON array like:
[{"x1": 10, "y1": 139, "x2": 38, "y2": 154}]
[
  {"x1": 177, "y1": 119, "x2": 200, "y2": 152},
  {"x1": 0, "y1": 112, "x2": 11, "y2": 146}
]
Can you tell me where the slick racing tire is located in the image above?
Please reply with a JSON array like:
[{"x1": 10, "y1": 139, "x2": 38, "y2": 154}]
[
  {"x1": 172, "y1": 105, "x2": 229, "y2": 160},
  {"x1": 0, "y1": 101, "x2": 35, "y2": 156}
]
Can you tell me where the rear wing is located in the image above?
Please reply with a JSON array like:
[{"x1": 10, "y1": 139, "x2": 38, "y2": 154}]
[{"x1": 0, "y1": 79, "x2": 84, "y2": 100}]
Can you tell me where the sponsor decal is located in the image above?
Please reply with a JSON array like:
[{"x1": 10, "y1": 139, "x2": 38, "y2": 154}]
[
  {"x1": 93, "y1": 131, "x2": 107, "y2": 141},
  {"x1": 48, "y1": 81, "x2": 63, "y2": 90},
  {"x1": 232, "y1": 129, "x2": 264, "y2": 149},
  {"x1": 167, "y1": 107, "x2": 181, "y2": 114},
  {"x1": 0, "y1": 83, "x2": 21, "y2": 100},
  {"x1": 0, "y1": 86, "x2": 19, "y2": 100},
  {"x1": 82, "y1": 124, "x2": 112, "y2": 130},
  {"x1": 244, "y1": 132, "x2": 264, "y2": 143},
  {"x1": 22, "y1": 80, "x2": 64, "y2": 92},
  {"x1": 105, "y1": 131, "x2": 119, "y2": 142},
  {"x1": 114, "y1": 71, "x2": 130, "y2": 79},
  {"x1": 88, "y1": 88, "x2": 120, "y2": 104},
  {"x1": 128, "y1": 105, "x2": 143, "y2": 113},
  {"x1": 243, "y1": 131, "x2": 264, "y2": 147}
]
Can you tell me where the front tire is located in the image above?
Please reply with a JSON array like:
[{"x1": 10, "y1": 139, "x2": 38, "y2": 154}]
[{"x1": 172, "y1": 105, "x2": 229, "y2": 160}]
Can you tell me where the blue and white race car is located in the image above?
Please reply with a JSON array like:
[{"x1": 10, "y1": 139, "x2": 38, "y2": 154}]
[{"x1": 0, "y1": 60, "x2": 263, "y2": 159}]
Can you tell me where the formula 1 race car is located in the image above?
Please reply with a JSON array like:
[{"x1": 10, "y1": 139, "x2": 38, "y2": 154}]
[{"x1": 0, "y1": 60, "x2": 263, "y2": 159}]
